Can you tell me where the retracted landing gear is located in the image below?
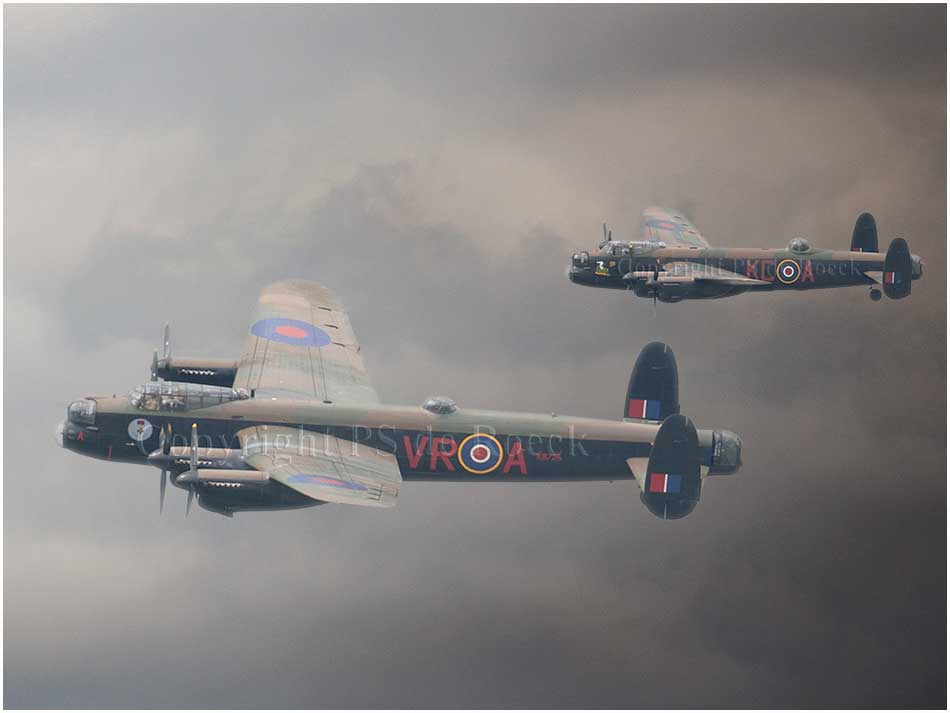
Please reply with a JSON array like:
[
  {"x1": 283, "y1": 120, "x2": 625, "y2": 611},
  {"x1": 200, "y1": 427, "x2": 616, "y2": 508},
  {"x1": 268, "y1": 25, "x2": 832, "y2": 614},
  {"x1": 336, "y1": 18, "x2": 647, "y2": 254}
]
[{"x1": 869, "y1": 287, "x2": 882, "y2": 302}]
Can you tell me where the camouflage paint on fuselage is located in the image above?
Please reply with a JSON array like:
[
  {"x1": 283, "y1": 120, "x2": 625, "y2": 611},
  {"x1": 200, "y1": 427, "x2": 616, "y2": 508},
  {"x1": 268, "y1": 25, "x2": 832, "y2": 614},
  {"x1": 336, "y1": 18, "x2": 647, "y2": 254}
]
[{"x1": 61, "y1": 396, "x2": 655, "y2": 483}]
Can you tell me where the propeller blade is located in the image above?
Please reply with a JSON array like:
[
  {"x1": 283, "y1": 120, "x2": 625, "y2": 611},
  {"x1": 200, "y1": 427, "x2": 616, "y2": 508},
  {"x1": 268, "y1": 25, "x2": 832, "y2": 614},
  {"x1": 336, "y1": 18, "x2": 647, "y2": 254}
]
[
  {"x1": 190, "y1": 422, "x2": 198, "y2": 471},
  {"x1": 186, "y1": 487, "x2": 194, "y2": 517},
  {"x1": 602, "y1": 222, "x2": 608, "y2": 242},
  {"x1": 158, "y1": 426, "x2": 168, "y2": 513},
  {"x1": 651, "y1": 266, "x2": 659, "y2": 317},
  {"x1": 150, "y1": 350, "x2": 159, "y2": 381},
  {"x1": 163, "y1": 323, "x2": 171, "y2": 360}
]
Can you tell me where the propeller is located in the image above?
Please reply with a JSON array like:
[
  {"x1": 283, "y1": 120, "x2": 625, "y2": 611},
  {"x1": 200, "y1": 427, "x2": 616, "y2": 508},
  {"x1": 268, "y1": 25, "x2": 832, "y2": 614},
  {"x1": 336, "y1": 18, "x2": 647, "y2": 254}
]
[
  {"x1": 158, "y1": 425, "x2": 170, "y2": 513},
  {"x1": 151, "y1": 324, "x2": 171, "y2": 381},
  {"x1": 646, "y1": 265, "x2": 661, "y2": 317},
  {"x1": 184, "y1": 422, "x2": 198, "y2": 516},
  {"x1": 601, "y1": 222, "x2": 612, "y2": 245},
  {"x1": 159, "y1": 422, "x2": 199, "y2": 516}
]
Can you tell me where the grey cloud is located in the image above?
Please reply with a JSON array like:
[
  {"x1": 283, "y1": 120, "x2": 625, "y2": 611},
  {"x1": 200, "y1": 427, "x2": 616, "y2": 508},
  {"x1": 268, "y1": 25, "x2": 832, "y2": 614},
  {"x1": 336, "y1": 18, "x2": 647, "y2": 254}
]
[{"x1": 4, "y1": 5, "x2": 945, "y2": 709}]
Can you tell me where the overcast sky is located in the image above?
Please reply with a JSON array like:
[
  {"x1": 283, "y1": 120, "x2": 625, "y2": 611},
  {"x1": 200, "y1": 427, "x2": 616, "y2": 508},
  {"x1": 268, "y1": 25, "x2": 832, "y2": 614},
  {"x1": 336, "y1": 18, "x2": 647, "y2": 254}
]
[{"x1": 4, "y1": 4, "x2": 946, "y2": 708}]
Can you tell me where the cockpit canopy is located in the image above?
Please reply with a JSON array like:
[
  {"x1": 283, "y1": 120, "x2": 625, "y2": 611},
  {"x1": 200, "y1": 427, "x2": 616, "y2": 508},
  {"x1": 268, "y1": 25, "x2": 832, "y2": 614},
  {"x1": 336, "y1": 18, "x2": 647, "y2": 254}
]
[
  {"x1": 598, "y1": 240, "x2": 666, "y2": 256},
  {"x1": 788, "y1": 237, "x2": 811, "y2": 253},
  {"x1": 67, "y1": 399, "x2": 97, "y2": 425},
  {"x1": 422, "y1": 396, "x2": 458, "y2": 415},
  {"x1": 129, "y1": 381, "x2": 249, "y2": 412}
]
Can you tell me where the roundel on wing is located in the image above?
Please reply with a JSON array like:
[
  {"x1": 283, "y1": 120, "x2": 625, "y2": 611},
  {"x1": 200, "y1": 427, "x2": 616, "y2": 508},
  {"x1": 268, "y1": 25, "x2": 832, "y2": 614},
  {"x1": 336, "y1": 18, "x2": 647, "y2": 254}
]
[
  {"x1": 250, "y1": 317, "x2": 332, "y2": 347},
  {"x1": 776, "y1": 259, "x2": 802, "y2": 285},
  {"x1": 458, "y1": 433, "x2": 504, "y2": 475},
  {"x1": 647, "y1": 219, "x2": 679, "y2": 231}
]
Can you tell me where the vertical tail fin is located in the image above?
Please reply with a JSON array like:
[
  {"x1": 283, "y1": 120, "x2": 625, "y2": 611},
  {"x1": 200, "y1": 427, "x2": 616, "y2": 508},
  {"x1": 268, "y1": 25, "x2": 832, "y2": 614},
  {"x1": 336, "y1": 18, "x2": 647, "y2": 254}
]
[
  {"x1": 640, "y1": 414, "x2": 702, "y2": 520},
  {"x1": 851, "y1": 213, "x2": 878, "y2": 253},
  {"x1": 624, "y1": 342, "x2": 679, "y2": 421},
  {"x1": 882, "y1": 238, "x2": 912, "y2": 299}
]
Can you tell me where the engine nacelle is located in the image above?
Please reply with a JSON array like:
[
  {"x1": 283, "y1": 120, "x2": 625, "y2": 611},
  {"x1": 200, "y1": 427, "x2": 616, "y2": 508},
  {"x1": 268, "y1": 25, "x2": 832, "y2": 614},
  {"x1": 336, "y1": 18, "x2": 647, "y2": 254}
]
[
  {"x1": 196, "y1": 481, "x2": 320, "y2": 517},
  {"x1": 153, "y1": 357, "x2": 239, "y2": 387},
  {"x1": 655, "y1": 284, "x2": 686, "y2": 303}
]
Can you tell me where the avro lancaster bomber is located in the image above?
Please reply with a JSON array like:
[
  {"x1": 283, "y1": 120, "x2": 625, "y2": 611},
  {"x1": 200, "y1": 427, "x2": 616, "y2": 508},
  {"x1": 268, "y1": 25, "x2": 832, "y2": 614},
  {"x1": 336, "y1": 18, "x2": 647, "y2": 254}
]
[
  {"x1": 58, "y1": 281, "x2": 741, "y2": 519},
  {"x1": 569, "y1": 207, "x2": 923, "y2": 304}
]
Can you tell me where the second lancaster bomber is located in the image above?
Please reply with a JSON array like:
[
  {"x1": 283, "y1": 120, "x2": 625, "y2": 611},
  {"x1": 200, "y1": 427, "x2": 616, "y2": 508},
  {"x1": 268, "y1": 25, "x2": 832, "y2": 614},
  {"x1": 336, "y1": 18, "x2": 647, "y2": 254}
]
[{"x1": 569, "y1": 207, "x2": 923, "y2": 304}]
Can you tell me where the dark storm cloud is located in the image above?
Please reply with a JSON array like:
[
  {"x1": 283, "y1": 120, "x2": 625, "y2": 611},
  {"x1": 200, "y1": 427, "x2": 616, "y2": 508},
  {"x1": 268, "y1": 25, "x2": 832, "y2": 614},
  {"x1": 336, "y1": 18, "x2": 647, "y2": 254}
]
[{"x1": 4, "y1": 5, "x2": 945, "y2": 708}]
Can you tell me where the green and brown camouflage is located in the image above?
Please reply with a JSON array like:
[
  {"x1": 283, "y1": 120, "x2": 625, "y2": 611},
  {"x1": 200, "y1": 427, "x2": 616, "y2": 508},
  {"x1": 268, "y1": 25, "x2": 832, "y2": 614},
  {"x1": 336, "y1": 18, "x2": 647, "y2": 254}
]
[
  {"x1": 569, "y1": 207, "x2": 923, "y2": 303},
  {"x1": 59, "y1": 282, "x2": 741, "y2": 519}
]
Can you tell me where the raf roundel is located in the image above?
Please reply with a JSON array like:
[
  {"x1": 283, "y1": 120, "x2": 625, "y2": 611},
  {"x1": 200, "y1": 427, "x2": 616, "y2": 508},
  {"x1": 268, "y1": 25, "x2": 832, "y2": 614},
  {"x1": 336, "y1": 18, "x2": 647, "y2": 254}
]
[
  {"x1": 647, "y1": 218, "x2": 679, "y2": 231},
  {"x1": 250, "y1": 317, "x2": 332, "y2": 347},
  {"x1": 458, "y1": 433, "x2": 504, "y2": 475},
  {"x1": 776, "y1": 259, "x2": 802, "y2": 285}
]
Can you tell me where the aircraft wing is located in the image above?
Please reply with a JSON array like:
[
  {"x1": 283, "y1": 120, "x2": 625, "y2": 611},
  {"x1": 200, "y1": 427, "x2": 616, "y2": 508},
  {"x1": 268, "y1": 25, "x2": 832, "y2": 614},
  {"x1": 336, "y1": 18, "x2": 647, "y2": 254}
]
[
  {"x1": 625, "y1": 261, "x2": 769, "y2": 286},
  {"x1": 232, "y1": 280, "x2": 380, "y2": 403},
  {"x1": 238, "y1": 425, "x2": 401, "y2": 507},
  {"x1": 641, "y1": 207, "x2": 710, "y2": 248}
]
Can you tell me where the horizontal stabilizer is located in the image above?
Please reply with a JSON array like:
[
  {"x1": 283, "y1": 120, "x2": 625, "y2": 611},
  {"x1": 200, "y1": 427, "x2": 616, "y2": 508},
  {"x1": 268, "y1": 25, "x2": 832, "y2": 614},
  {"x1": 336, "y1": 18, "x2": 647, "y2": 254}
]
[
  {"x1": 851, "y1": 213, "x2": 879, "y2": 253},
  {"x1": 640, "y1": 414, "x2": 701, "y2": 520},
  {"x1": 625, "y1": 342, "x2": 679, "y2": 422},
  {"x1": 883, "y1": 238, "x2": 912, "y2": 299}
]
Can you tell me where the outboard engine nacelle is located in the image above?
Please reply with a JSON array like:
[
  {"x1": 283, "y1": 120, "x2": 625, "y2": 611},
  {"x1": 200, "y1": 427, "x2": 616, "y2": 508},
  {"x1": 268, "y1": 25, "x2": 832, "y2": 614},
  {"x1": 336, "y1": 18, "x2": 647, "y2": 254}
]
[
  {"x1": 149, "y1": 323, "x2": 239, "y2": 387},
  {"x1": 153, "y1": 357, "x2": 239, "y2": 387}
]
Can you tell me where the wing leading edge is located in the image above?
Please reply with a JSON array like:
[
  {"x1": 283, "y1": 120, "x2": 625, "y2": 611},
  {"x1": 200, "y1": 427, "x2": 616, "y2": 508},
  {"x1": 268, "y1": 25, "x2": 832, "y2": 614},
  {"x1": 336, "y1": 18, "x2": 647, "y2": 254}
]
[{"x1": 233, "y1": 280, "x2": 380, "y2": 403}]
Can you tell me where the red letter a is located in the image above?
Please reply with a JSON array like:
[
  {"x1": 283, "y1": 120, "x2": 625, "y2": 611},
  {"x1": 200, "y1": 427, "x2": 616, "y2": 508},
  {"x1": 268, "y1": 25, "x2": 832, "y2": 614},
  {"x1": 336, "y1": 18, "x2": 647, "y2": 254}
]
[{"x1": 503, "y1": 439, "x2": 527, "y2": 475}]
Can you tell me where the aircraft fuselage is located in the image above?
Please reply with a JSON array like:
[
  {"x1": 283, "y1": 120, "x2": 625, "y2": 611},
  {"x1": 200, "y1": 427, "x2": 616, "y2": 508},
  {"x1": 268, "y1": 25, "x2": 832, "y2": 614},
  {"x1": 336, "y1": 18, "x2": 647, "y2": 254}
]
[
  {"x1": 568, "y1": 245, "x2": 923, "y2": 301},
  {"x1": 60, "y1": 397, "x2": 661, "y2": 483}
]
